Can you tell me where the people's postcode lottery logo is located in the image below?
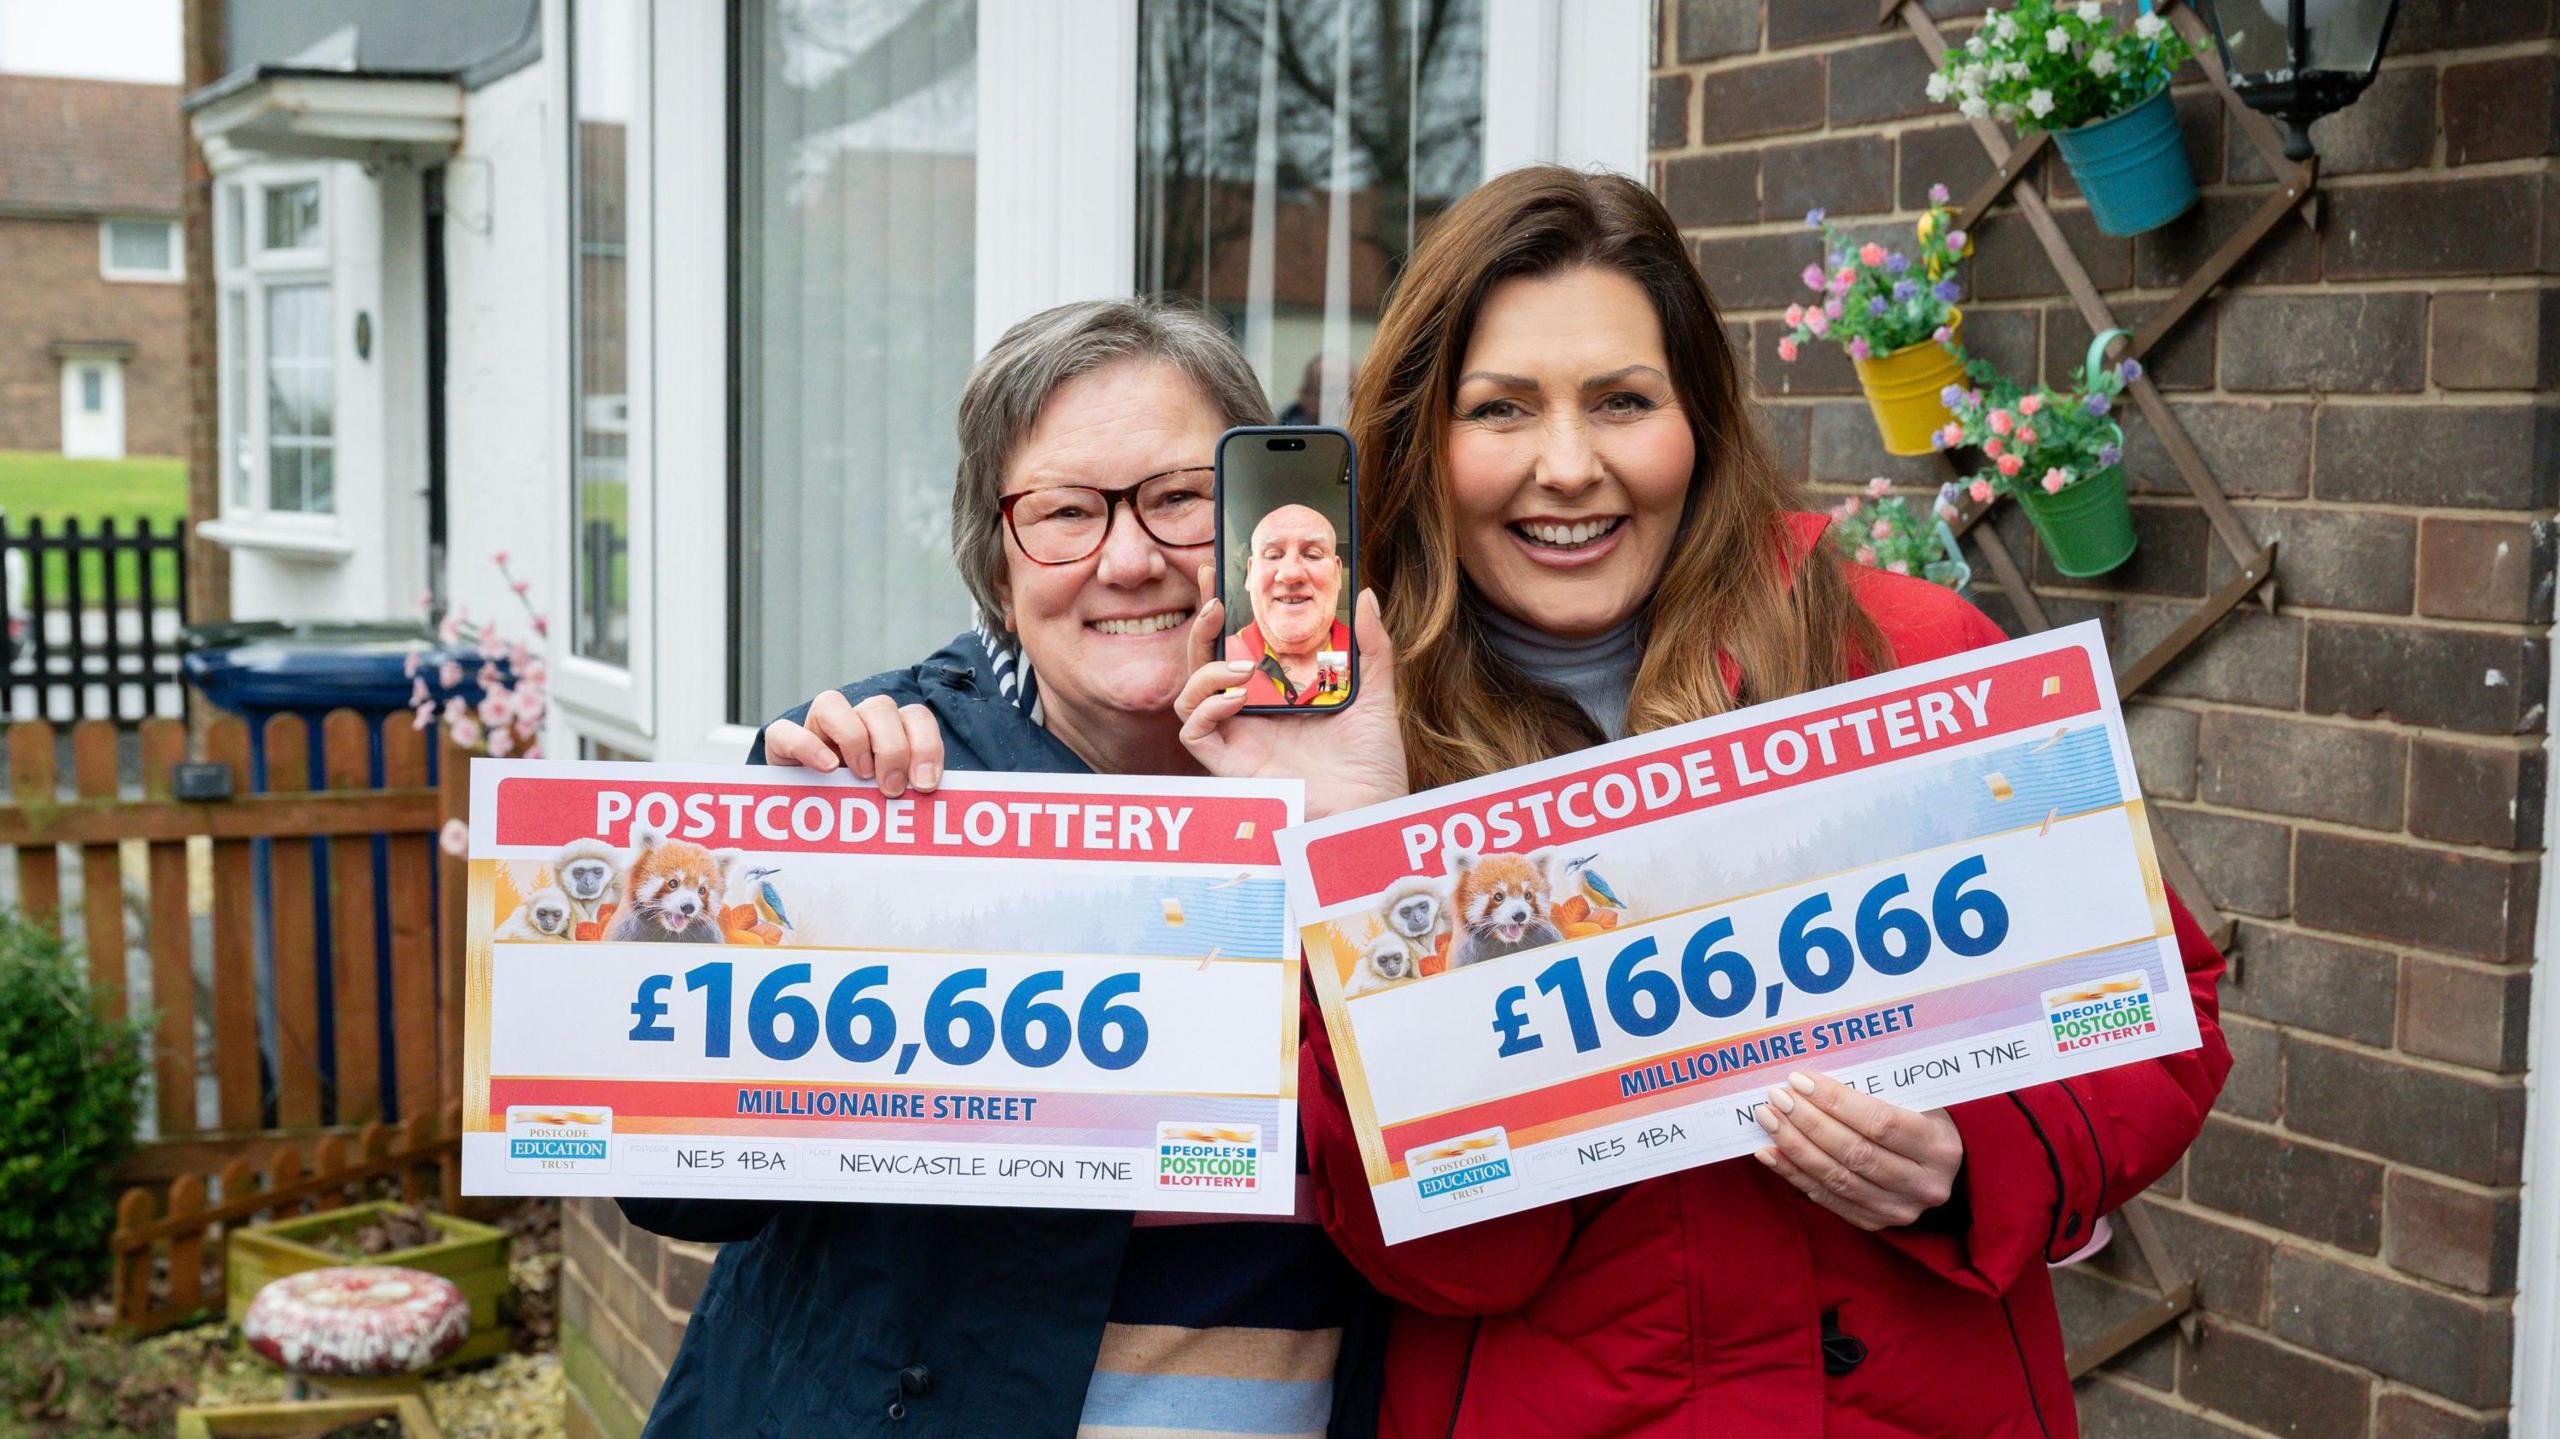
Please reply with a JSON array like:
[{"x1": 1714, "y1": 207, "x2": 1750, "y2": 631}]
[
  {"x1": 507, "y1": 1105, "x2": 613, "y2": 1174},
  {"x1": 1406, "y1": 1127, "x2": 1519, "y2": 1212},
  {"x1": 2040, "y1": 972, "x2": 2159, "y2": 1055},
  {"x1": 1154, "y1": 1122, "x2": 1261, "y2": 1192}
]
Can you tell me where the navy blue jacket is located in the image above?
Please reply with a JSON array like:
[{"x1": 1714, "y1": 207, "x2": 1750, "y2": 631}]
[{"x1": 623, "y1": 633, "x2": 1382, "y2": 1439}]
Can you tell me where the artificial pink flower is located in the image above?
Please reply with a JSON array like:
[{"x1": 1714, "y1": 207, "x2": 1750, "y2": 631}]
[
  {"x1": 1868, "y1": 476, "x2": 1894, "y2": 497},
  {"x1": 531, "y1": 616, "x2": 551, "y2": 638},
  {"x1": 1807, "y1": 310, "x2": 1831, "y2": 336},
  {"x1": 2017, "y1": 426, "x2": 2039, "y2": 448},
  {"x1": 1997, "y1": 453, "x2": 2024, "y2": 477},
  {"x1": 1988, "y1": 410, "x2": 2014, "y2": 436},
  {"x1": 486, "y1": 725, "x2": 515, "y2": 759},
  {"x1": 522, "y1": 742, "x2": 545, "y2": 760},
  {"x1": 1859, "y1": 243, "x2": 1886, "y2": 267},
  {"x1": 1871, "y1": 519, "x2": 1893, "y2": 540},
  {"x1": 438, "y1": 660, "x2": 465, "y2": 689},
  {"x1": 1887, "y1": 560, "x2": 1911, "y2": 576},
  {"x1": 1832, "y1": 498, "x2": 1859, "y2": 521},
  {"x1": 409, "y1": 677, "x2": 431, "y2": 708},
  {"x1": 1937, "y1": 502, "x2": 1960, "y2": 522},
  {"x1": 1933, "y1": 325, "x2": 1953, "y2": 344},
  {"x1": 1804, "y1": 263, "x2": 1827, "y2": 291},
  {"x1": 1856, "y1": 546, "x2": 1878, "y2": 566},
  {"x1": 1969, "y1": 479, "x2": 1995, "y2": 504},
  {"x1": 479, "y1": 691, "x2": 516, "y2": 729},
  {"x1": 1984, "y1": 437, "x2": 2005, "y2": 458},
  {"x1": 1778, "y1": 337, "x2": 1800, "y2": 363},
  {"x1": 1940, "y1": 422, "x2": 1965, "y2": 448},
  {"x1": 1823, "y1": 298, "x2": 1843, "y2": 319},
  {"x1": 1834, "y1": 267, "x2": 1857, "y2": 290},
  {"x1": 492, "y1": 550, "x2": 511, "y2": 567},
  {"x1": 450, "y1": 716, "x2": 483, "y2": 750},
  {"x1": 1785, "y1": 303, "x2": 1806, "y2": 326},
  {"x1": 1848, "y1": 337, "x2": 1872, "y2": 360},
  {"x1": 439, "y1": 819, "x2": 469, "y2": 857},
  {"x1": 2042, "y1": 468, "x2": 2070, "y2": 494},
  {"x1": 403, "y1": 651, "x2": 421, "y2": 679},
  {"x1": 411, "y1": 706, "x2": 434, "y2": 731},
  {"x1": 2018, "y1": 394, "x2": 2043, "y2": 417}
]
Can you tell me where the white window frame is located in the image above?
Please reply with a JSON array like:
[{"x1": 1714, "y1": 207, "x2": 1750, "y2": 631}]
[
  {"x1": 638, "y1": 0, "x2": 1644, "y2": 762},
  {"x1": 550, "y1": 0, "x2": 658, "y2": 743},
  {"x1": 98, "y1": 217, "x2": 183, "y2": 282},
  {"x1": 205, "y1": 165, "x2": 350, "y2": 556}
]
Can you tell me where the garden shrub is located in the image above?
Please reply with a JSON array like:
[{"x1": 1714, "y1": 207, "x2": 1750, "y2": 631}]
[{"x1": 0, "y1": 912, "x2": 146, "y2": 1312}]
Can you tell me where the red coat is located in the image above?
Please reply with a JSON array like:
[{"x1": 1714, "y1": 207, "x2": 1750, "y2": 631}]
[{"x1": 1301, "y1": 515, "x2": 2231, "y2": 1438}]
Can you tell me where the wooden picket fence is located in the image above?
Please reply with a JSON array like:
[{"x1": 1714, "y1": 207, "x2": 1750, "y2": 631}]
[
  {"x1": 1, "y1": 709, "x2": 467, "y2": 1179},
  {"x1": 109, "y1": 1101, "x2": 465, "y2": 1336}
]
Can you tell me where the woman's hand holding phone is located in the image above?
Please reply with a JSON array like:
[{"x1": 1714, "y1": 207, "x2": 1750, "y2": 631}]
[{"x1": 1175, "y1": 563, "x2": 1410, "y2": 821}]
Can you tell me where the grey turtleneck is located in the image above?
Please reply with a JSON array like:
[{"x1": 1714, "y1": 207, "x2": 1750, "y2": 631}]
[{"x1": 1477, "y1": 603, "x2": 1643, "y2": 741}]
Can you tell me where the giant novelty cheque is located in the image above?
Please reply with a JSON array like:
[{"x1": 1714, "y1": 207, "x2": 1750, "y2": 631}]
[
  {"x1": 462, "y1": 764, "x2": 1303, "y2": 1215},
  {"x1": 1278, "y1": 622, "x2": 2198, "y2": 1244}
]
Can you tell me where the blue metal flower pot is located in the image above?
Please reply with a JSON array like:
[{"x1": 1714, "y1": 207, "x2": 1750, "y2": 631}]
[{"x1": 2052, "y1": 87, "x2": 2197, "y2": 238}]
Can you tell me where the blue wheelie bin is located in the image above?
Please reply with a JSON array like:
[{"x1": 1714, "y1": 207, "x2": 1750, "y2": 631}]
[{"x1": 183, "y1": 620, "x2": 495, "y2": 1124}]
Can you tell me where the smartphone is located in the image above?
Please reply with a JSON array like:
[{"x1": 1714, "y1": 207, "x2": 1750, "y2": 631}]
[{"x1": 1213, "y1": 425, "x2": 1358, "y2": 714}]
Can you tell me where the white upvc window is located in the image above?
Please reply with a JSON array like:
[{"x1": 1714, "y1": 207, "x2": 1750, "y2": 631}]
[
  {"x1": 211, "y1": 168, "x2": 341, "y2": 538},
  {"x1": 99, "y1": 217, "x2": 182, "y2": 281}
]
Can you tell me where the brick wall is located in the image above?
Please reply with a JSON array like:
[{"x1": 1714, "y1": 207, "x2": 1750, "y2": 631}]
[
  {"x1": 1656, "y1": 2, "x2": 2553, "y2": 1434},
  {"x1": 0, "y1": 214, "x2": 188, "y2": 457},
  {"x1": 559, "y1": 1197, "x2": 710, "y2": 1439}
]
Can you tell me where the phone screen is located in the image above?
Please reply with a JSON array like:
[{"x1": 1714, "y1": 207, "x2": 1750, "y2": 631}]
[{"x1": 1215, "y1": 426, "x2": 1357, "y2": 713}]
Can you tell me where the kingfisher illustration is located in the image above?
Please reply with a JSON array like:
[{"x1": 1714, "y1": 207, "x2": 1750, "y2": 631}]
[
  {"x1": 743, "y1": 865, "x2": 794, "y2": 931},
  {"x1": 1559, "y1": 853, "x2": 1626, "y2": 912}
]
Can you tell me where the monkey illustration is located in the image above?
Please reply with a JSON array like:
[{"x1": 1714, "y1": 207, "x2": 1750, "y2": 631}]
[
  {"x1": 494, "y1": 886, "x2": 575, "y2": 942},
  {"x1": 549, "y1": 838, "x2": 623, "y2": 927}
]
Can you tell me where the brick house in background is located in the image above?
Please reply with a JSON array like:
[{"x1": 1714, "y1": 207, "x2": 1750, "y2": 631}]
[
  {"x1": 0, "y1": 73, "x2": 187, "y2": 459},
  {"x1": 1661, "y1": 2, "x2": 2553, "y2": 1435}
]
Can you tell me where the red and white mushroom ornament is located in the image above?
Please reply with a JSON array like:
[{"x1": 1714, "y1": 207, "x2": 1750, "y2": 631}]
[{"x1": 243, "y1": 1265, "x2": 470, "y2": 1385}]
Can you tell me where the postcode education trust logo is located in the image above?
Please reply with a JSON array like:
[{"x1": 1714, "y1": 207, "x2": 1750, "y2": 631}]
[
  {"x1": 2040, "y1": 971, "x2": 2160, "y2": 1055},
  {"x1": 1405, "y1": 1126, "x2": 1520, "y2": 1213},
  {"x1": 1154, "y1": 1122, "x2": 1262, "y2": 1193},
  {"x1": 505, "y1": 1105, "x2": 613, "y2": 1174}
]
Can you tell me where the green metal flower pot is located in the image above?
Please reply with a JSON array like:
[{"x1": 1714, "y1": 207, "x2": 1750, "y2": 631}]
[{"x1": 2017, "y1": 465, "x2": 2138, "y2": 577}]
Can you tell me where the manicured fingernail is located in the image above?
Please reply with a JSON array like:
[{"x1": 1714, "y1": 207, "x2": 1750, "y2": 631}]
[
  {"x1": 914, "y1": 763, "x2": 939, "y2": 788},
  {"x1": 1755, "y1": 1105, "x2": 1781, "y2": 1134},
  {"x1": 1227, "y1": 659, "x2": 1255, "y2": 673},
  {"x1": 1755, "y1": 1148, "x2": 1778, "y2": 1167},
  {"x1": 1790, "y1": 1073, "x2": 1818, "y2": 1095},
  {"x1": 1767, "y1": 1086, "x2": 1796, "y2": 1115}
]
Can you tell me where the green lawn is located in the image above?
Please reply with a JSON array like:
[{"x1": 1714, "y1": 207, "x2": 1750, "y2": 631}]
[{"x1": 0, "y1": 451, "x2": 188, "y2": 605}]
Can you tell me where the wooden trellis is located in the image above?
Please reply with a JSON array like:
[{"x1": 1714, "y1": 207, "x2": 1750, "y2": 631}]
[{"x1": 1876, "y1": 0, "x2": 2314, "y2": 1375}]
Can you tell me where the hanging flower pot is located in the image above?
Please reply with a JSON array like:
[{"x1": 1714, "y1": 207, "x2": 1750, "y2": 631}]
[
  {"x1": 2016, "y1": 461, "x2": 2138, "y2": 576},
  {"x1": 1930, "y1": 4, "x2": 2199, "y2": 237},
  {"x1": 1939, "y1": 328, "x2": 2145, "y2": 577},
  {"x1": 1777, "y1": 187, "x2": 1975, "y2": 458},
  {"x1": 2051, "y1": 86, "x2": 2198, "y2": 237},
  {"x1": 1853, "y1": 314, "x2": 1968, "y2": 457}
]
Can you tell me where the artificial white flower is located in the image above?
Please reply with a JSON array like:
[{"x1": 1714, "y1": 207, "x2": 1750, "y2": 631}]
[
  {"x1": 2048, "y1": 27, "x2": 2070, "y2": 52},
  {"x1": 1960, "y1": 95, "x2": 1991, "y2": 118},
  {"x1": 1927, "y1": 71, "x2": 1952, "y2": 102},
  {"x1": 2077, "y1": 0, "x2": 2103, "y2": 21},
  {"x1": 2089, "y1": 47, "x2": 2119, "y2": 77},
  {"x1": 1995, "y1": 14, "x2": 2019, "y2": 42},
  {"x1": 2026, "y1": 88, "x2": 2056, "y2": 118},
  {"x1": 2134, "y1": 13, "x2": 2166, "y2": 40},
  {"x1": 1967, "y1": 33, "x2": 1989, "y2": 57}
]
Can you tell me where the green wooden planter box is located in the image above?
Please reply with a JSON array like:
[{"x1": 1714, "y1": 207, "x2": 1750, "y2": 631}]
[
  {"x1": 176, "y1": 1394, "x2": 444, "y2": 1438},
  {"x1": 226, "y1": 1201, "x2": 512, "y2": 1370}
]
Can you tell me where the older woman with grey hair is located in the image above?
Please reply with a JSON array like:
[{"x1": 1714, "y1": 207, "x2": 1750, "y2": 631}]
[{"x1": 623, "y1": 298, "x2": 1387, "y2": 1439}]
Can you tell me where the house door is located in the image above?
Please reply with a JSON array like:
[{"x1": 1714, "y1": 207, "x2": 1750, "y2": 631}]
[{"x1": 60, "y1": 357, "x2": 126, "y2": 460}]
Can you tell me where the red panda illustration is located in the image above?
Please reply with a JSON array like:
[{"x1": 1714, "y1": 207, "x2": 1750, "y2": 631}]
[
  {"x1": 1447, "y1": 849, "x2": 1561, "y2": 968},
  {"x1": 602, "y1": 828, "x2": 739, "y2": 944}
]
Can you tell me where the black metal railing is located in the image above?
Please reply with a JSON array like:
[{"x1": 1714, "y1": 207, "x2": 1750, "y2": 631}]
[{"x1": 1, "y1": 513, "x2": 190, "y2": 723}]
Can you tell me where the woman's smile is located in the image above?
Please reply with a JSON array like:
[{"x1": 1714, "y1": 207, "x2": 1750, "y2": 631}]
[{"x1": 1506, "y1": 514, "x2": 1630, "y2": 567}]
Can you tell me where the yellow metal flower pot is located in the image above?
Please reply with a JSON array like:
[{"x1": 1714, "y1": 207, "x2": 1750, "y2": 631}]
[{"x1": 1852, "y1": 313, "x2": 1966, "y2": 457}]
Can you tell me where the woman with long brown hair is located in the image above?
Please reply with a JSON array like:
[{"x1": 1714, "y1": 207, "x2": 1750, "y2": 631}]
[{"x1": 1175, "y1": 166, "x2": 2231, "y2": 1437}]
